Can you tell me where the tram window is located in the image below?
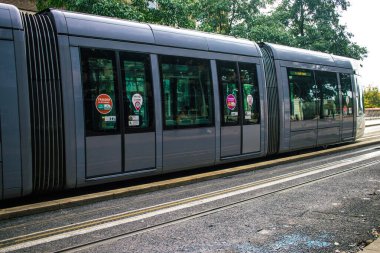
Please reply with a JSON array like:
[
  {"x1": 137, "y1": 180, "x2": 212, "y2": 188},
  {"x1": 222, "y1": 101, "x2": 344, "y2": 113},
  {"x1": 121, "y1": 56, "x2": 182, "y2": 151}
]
[
  {"x1": 120, "y1": 53, "x2": 154, "y2": 131},
  {"x1": 340, "y1": 73, "x2": 354, "y2": 116},
  {"x1": 315, "y1": 71, "x2": 340, "y2": 119},
  {"x1": 81, "y1": 49, "x2": 120, "y2": 136},
  {"x1": 356, "y1": 76, "x2": 365, "y2": 116},
  {"x1": 159, "y1": 56, "x2": 214, "y2": 129},
  {"x1": 218, "y1": 61, "x2": 240, "y2": 126},
  {"x1": 287, "y1": 68, "x2": 317, "y2": 121},
  {"x1": 239, "y1": 63, "x2": 260, "y2": 124}
]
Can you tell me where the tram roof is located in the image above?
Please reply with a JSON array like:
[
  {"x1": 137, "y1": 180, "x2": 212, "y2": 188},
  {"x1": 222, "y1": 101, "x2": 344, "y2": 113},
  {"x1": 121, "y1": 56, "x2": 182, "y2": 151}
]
[
  {"x1": 49, "y1": 9, "x2": 262, "y2": 58},
  {"x1": 263, "y1": 43, "x2": 354, "y2": 70}
]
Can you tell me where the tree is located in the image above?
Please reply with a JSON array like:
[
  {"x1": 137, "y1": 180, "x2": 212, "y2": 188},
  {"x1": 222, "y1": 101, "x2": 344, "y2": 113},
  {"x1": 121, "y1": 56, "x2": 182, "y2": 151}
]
[
  {"x1": 364, "y1": 87, "x2": 380, "y2": 108},
  {"x1": 266, "y1": 0, "x2": 367, "y2": 60},
  {"x1": 194, "y1": 0, "x2": 264, "y2": 35},
  {"x1": 36, "y1": 0, "x2": 367, "y2": 60}
]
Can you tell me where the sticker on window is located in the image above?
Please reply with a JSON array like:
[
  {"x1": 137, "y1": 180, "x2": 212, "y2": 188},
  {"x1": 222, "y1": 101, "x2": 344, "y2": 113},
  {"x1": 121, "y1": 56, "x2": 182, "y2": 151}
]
[
  {"x1": 226, "y1": 94, "x2": 237, "y2": 110},
  {"x1": 103, "y1": 116, "x2": 116, "y2": 122},
  {"x1": 128, "y1": 115, "x2": 140, "y2": 127},
  {"x1": 247, "y1": 94, "x2": 253, "y2": 107},
  {"x1": 95, "y1": 94, "x2": 113, "y2": 115},
  {"x1": 132, "y1": 94, "x2": 143, "y2": 111}
]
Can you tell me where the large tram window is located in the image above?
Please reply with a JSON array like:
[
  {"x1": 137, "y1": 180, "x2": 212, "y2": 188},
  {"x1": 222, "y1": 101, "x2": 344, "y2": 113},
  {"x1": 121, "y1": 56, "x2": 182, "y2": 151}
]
[
  {"x1": 81, "y1": 49, "x2": 120, "y2": 136},
  {"x1": 288, "y1": 68, "x2": 317, "y2": 121},
  {"x1": 315, "y1": 71, "x2": 340, "y2": 119},
  {"x1": 218, "y1": 61, "x2": 240, "y2": 125},
  {"x1": 239, "y1": 63, "x2": 260, "y2": 124},
  {"x1": 159, "y1": 56, "x2": 214, "y2": 129},
  {"x1": 120, "y1": 53, "x2": 154, "y2": 131},
  {"x1": 340, "y1": 73, "x2": 354, "y2": 116}
]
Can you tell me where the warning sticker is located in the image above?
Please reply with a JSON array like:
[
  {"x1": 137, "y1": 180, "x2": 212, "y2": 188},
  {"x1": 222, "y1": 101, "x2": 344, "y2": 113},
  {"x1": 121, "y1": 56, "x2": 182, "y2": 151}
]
[
  {"x1": 95, "y1": 94, "x2": 113, "y2": 115},
  {"x1": 247, "y1": 95, "x2": 253, "y2": 107},
  {"x1": 226, "y1": 94, "x2": 237, "y2": 110},
  {"x1": 132, "y1": 94, "x2": 143, "y2": 111}
]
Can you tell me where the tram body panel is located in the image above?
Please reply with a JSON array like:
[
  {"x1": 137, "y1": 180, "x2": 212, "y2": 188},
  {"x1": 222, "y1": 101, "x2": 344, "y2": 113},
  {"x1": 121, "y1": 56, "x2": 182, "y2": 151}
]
[{"x1": 0, "y1": 4, "x2": 367, "y2": 199}]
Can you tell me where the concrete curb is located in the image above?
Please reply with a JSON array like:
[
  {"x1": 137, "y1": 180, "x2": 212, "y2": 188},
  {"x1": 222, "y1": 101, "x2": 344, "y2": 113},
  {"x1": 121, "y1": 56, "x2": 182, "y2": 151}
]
[
  {"x1": 1, "y1": 139, "x2": 380, "y2": 220},
  {"x1": 362, "y1": 237, "x2": 380, "y2": 252}
]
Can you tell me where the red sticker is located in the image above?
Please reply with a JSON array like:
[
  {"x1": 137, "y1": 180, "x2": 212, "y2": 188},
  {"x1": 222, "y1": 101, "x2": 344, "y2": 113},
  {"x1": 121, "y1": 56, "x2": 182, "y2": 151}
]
[
  {"x1": 226, "y1": 94, "x2": 237, "y2": 110},
  {"x1": 95, "y1": 94, "x2": 113, "y2": 115}
]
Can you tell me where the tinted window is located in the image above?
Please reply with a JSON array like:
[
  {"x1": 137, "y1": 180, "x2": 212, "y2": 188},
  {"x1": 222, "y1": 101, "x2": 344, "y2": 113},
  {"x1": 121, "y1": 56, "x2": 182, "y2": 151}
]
[
  {"x1": 240, "y1": 63, "x2": 260, "y2": 124},
  {"x1": 340, "y1": 73, "x2": 354, "y2": 116},
  {"x1": 315, "y1": 71, "x2": 340, "y2": 119},
  {"x1": 160, "y1": 56, "x2": 214, "y2": 128},
  {"x1": 288, "y1": 68, "x2": 317, "y2": 121},
  {"x1": 120, "y1": 53, "x2": 154, "y2": 131},
  {"x1": 218, "y1": 61, "x2": 240, "y2": 125},
  {"x1": 81, "y1": 49, "x2": 120, "y2": 136}
]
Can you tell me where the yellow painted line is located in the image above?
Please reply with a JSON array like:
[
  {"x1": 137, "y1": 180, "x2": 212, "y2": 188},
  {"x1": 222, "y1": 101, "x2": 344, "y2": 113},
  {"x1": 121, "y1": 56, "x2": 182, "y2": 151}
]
[{"x1": 0, "y1": 138, "x2": 380, "y2": 220}]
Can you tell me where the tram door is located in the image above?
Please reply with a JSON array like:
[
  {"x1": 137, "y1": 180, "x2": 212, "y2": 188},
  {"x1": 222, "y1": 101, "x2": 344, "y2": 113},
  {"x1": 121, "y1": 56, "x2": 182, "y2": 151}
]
[
  {"x1": 315, "y1": 71, "x2": 341, "y2": 145},
  {"x1": 218, "y1": 61, "x2": 261, "y2": 157},
  {"x1": 287, "y1": 68, "x2": 318, "y2": 149},
  {"x1": 82, "y1": 49, "x2": 155, "y2": 178},
  {"x1": 340, "y1": 73, "x2": 354, "y2": 140},
  {"x1": 82, "y1": 49, "x2": 122, "y2": 177}
]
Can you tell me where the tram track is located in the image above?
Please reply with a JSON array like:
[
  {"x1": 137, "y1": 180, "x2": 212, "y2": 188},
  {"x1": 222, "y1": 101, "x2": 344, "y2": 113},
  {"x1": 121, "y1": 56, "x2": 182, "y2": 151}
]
[
  {"x1": 55, "y1": 159, "x2": 380, "y2": 253},
  {"x1": 0, "y1": 144, "x2": 377, "y2": 235},
  {"x1": 1, "y1": 150, "x2": 380, "y2": 253}
]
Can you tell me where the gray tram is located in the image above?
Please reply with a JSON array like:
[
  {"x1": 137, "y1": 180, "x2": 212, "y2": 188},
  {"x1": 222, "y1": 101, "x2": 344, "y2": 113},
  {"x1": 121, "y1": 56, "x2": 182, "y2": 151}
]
[{"x1": 0, "y1": 4, "x2": 365, "y2": 199}]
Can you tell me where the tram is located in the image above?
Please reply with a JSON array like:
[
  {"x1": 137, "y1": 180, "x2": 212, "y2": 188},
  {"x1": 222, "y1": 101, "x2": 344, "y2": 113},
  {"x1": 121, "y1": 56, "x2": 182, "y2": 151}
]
[{"x1": 0, "y1": 4, "x2": 365, "y2": 199}]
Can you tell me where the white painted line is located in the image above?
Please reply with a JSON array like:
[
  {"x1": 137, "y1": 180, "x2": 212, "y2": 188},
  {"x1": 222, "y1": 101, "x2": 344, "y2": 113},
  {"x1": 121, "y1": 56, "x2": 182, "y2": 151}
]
[{"x1": 2, "y1": 151, "x2": 380, "y2": 252}]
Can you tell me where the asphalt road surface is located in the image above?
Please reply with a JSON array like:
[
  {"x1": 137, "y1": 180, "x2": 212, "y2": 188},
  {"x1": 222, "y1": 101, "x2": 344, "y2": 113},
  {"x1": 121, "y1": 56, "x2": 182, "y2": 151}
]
[{"x1": 0, "y1": 126, "x2": 379, "y2": 253}]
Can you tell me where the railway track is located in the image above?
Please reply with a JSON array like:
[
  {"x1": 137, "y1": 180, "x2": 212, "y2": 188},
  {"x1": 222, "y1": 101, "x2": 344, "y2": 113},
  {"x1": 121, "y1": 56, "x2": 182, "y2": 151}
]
[{"x1": 1, "y1": 149, "x2": 380, "y2": 253}]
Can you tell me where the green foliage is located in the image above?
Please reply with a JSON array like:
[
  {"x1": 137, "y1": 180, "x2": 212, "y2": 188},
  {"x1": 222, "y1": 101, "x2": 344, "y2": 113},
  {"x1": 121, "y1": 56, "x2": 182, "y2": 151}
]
[
  {"x1": 36, "y1": 0, "x2": 367, "y2": 60},
  {"x1": 364, "y1": 87, "x2": 380, "y2": 108}
]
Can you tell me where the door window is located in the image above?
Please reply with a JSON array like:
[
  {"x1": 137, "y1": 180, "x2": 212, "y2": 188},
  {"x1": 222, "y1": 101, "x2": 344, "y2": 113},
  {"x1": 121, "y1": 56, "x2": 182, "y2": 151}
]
[
  {"x1": 218, "y1": 61, "x2": 240, "y2": 126},
  {"x1": 120, "y1": 53, "x2": 154, "y2": 131},
  {"x1": 240, "y1": 63, "x2": 260, "y2": 124},
  {"x1": 288, "y1": 68, "x2": 317, "y2": 121},
  {"x1": 340, "y1": 73, "x2": 354, "y2": 117},
  {"x1": 315, "y1": 71, "x2": 340, "y2": 119},
  {"x1": 81, "y1": 49, "x2": 120, "y2": 136}
]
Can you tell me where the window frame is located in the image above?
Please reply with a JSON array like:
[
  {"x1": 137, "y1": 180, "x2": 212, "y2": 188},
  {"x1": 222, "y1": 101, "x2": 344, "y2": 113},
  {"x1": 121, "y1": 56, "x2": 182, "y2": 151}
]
[
  {"x1": 159, "y1": 55, "x2": 215, "y2": 130},
  {"x1": 119, "y1": 51, "x2": 155, "y2": 133},
  {"x1": 81, "y1": 47, "x2": 156, "y2": 137},
  {"x1": 218, "y1": 60, "x2": 261, "y2": 127}
]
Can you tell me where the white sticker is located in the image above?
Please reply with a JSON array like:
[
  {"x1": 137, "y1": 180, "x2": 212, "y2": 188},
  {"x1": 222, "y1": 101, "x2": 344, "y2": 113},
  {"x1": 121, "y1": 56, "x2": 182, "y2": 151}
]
[
  {"x1": 129, "y1": 115, "x2": 139, "y2": 121},
  {"x1": 245, "y1": 116, "x2": 251, "y2": 119},
  {"x1": 247, "y1": 95, "x2": 254, "y2": 107},
  {"x1": 231, "y1": 112, "x2": 238, "y2": 116},
  {"x1": 103, "y1": 116, "x2": 116, "y2": 122},
  {"x1": 132, "y1": 94, "x2": 143, "y2": 111},
  {"x1": 129, "y1": 121, "x2": 139, "y2": 126},
  {"x1": 346, "y1": 96, "x2": 350, "y2": 106},
  {"x1": 349, "y1": 108, "x2": 352, "y2": 114},
  {"x1": 245, "y1": 111, "x2": 252, "y2": 116}
]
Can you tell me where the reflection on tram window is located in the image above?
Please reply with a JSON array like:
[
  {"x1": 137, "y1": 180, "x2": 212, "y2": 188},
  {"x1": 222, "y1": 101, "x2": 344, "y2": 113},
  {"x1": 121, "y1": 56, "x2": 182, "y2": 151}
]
[
  {"x1": 288, "y1": 68, "x2": 317, "y2": 121},
  {"x1": 239, "y1": 63, "x2": 260, "y2": 125},
  {"x1": 315, "y1": 71, "x2": 340, "y2": 119},
  {"x1": 81, "y1": 49, "x2": 120, "y2": 136},
  {"x1": 218, "y1": 61, "x2": 240, "y2": 125},
  {"x1": 340, "y1": 73, "x2": 354, "y2": 117},
  {"x1": 120, "y1": 53, "x2": 154, "y2": 131},
  {"x1": 160, "y1": 56, "x2": 214, "y2": 128}
]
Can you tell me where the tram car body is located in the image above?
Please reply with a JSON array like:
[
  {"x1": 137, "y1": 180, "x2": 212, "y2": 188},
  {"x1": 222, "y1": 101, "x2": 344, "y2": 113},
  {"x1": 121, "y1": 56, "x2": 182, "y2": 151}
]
[{"x1": 0, "y1": 4, "x2": 365, "y2": 199}]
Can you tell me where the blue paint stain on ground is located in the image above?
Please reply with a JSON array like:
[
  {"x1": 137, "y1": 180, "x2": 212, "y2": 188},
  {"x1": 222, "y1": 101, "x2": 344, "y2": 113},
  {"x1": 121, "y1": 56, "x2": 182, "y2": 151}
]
[{"x1": 271, "y1": 233, "x2": 332, "y2": 251}]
